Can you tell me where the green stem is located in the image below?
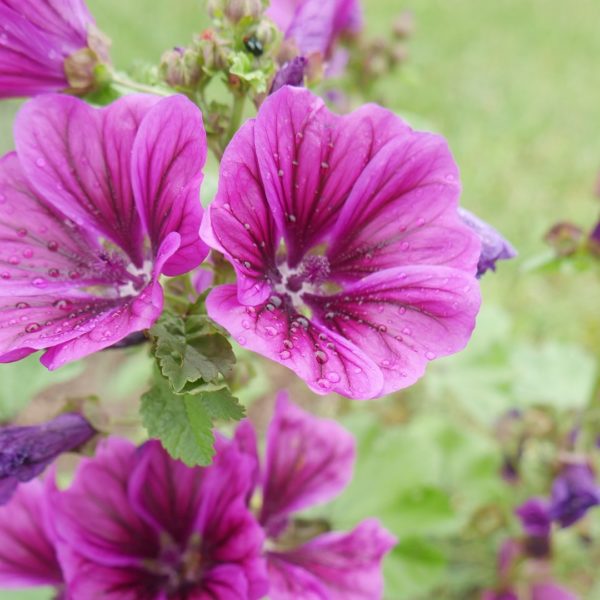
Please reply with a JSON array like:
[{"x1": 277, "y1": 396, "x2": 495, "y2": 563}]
[
  {"x1": 226, "y1": 92, "x2": 246, "y2": 145},
  {"x1": 110, "y1": 73, "x2": 173, "y2": 97}
]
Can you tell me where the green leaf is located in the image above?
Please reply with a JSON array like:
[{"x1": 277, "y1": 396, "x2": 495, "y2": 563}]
[
  {"x1": 228, "y1": 52, "x2": 270, "y2": 93},
  {"x1": 151, "y1": 309, "x2": 235, "y2": 393},
  {"x1": 141, "y1": 377, "x2": 215, "y2": 466},
  {"x1": 140, "y1": 375, "x2": 245, "y2": 467}
]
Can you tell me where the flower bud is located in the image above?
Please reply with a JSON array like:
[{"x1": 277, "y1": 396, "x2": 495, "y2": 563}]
[
  {"x1": 393, "y1": 11, "x2": 415, "y2": 39},
  {"x1": 64, "y1": 26, "x2": 112, "y2": 95},
  {"x1": 159, "y1": 46, "x2": 202, "y2": 89},
  {"x1": 224, "y1": 0, "x2": 263, "y2": 23},
  {"x1": 544, "y1": 222, "x2": 583, "y2": 256}
]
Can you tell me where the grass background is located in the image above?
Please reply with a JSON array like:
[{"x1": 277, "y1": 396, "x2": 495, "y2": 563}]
[{"x1": 1, "y1": 0, "x2": 599, "y2": 598}]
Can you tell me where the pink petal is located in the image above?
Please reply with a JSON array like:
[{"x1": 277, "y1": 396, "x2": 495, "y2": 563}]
[
  {"x1": 305, "y1": 265, "x2": 481, "y2": 394},
  {"x1": 131, "y1": 94, "x2": 208, "y2": 276},
  {"x1": 14, "y1": 93, "x2": 160, "y2": 266},
  {"x1": 0, "y1": 5, "x2": 69, "y2": 98},
  {"x1": 38, "y1": 233, "x2": 179, "y2": 369},
  {"x1": 195, "y1": 443, "x2": 268, "y2": 600},
  {"x1": 253, "y1": 87, "x2": 407, "y2": 267},
  {"x1": 268, "y1": 519, "x2": 395, "y2": 600},
  {"x1": 202, "y1": 121, "x2": 280, "y2": 304},
  {"x1": 206, "y1": 284, "x2": 383, "y2": 399},
  {"x1": 1, "y1": 0, "x2": 93, "y2": 51},
  {"x1": 128, "y1": 440, "x2": 208, "y2": 546},
  {"x1": 531, "y1": 583, "x2": 578, "y2": 600},
  {"x1": 327, "y1": 131, "x2": 481, "y2": 281},
  {"x1": 201, "y1": 120, "x2": 280, "y2": 305},
  {"x1": 54, "y1": 437, "x2": 160, "y2": 567},
  {"x1": 0, "y1": 152, "x2": 111, "y2": 293},
  {"x1": 260, "y1": 393, "x2": 355, "y2": 532},
  {"x1": 193, "y1": 564, "x2": 250, "y2": 600},
  {"x1": 0, "y1": 479, "x2": 62, "y2": 587}
]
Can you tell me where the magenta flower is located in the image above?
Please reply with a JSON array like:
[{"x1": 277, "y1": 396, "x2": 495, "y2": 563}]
[
  {"x1": 202, "y1": 86, "x2": 481, "y2": 399},
  {"x1": 267, "y1": 0, "x2": 362, "y2": 57},
  {"x1": 52, "y1": 437, "x2": 268, "y2": 598},
  {"x1": 515, "y1": 498, "x2": 551, "y2": 539},
  {"x1": 0, "y1": 93, "x2": 208, "y2": 368},
  {"x1": 531, "y1": 583, "x2": 579, "y2": 600},
  {"x1": 0, "y1": 0, "x2": 110, "y2": 98},
  {"x1": 233, "y1": 393, "x2": 396, "y2": 599},
  {"x1": 0, "y1": 413, "x2": 94, "y2": 504},
  {"x1": 0, "y1": 478, "x2": 63, "y2": 589}
]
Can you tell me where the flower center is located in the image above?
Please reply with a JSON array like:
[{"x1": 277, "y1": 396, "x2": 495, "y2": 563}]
[
  {"x1": 274, "y1": 255, "x2": 332, "y2": 310},
  {"x1": 145, "y1": 532, "x2": 203, "y2": 594}
]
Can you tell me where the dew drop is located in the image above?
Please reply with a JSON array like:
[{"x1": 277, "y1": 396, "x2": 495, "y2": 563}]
[
  {"x1": 53, "y1": 299, "x2": 72, "y2": 310},
  {"x1": 296, "y1": 316, "x2": 309, "y2": 329},
  {"x1": 317, "y1": 378, "x2": 331, "y2": 390},
  {"x1": 237, "y1": 336, "x2": 247, "y2": 346},
  {"x1": 8, "y1": 256, "x2": 19, "y2": 265},
  {"x1": 326, "y1": 372, "x2": 341, "y2": 383},
  {"x1": 16, "y1": 227, "x2": 27, "y2": 237},
  {"x1": 416, "y1": 217, "x2": 425, "y2": 227},
  {"x1": 320, "y1": 161, "x2": 329, "y2": 169},
  {"x1": 278, "y1": 169, "x2": 284, "y2": 177},
  {"x1": 265, "y1": 326, "x2": 277, "y2": 337},
  {"x1": 269, "y1": 295, "x2": 283, "y2": 308},
  {"x1": 425, "y1": 351, "x2": 436, "y2": 360},
  {"x1": 279, "y1": 350, "x2": 291, "y2": 360},
  {"x1": 25, "y1": 322, "x2": 40, "y2": 333},
  {"x1": 32, "y1": 277, "x2": 46, "y2": 288},
  {"x1": 15, "y1": 301, "x2": 29, "y2": 309},
  {"x1": 243, "y1": 223, "x2": 250, "y2": 230},
  {"x1": 35, "y1": 158, "x2": 46, "y2": 168},
  {"x1": 243, "y1": 261, "x2": 252, "y2": 269},
  {"x1": 47, "y1": 240, "x2": 59, "y2": 252},
  {"x1": 402, "y1": 327, "x2": 412, "y2": 335},
  {"x1": 241, "y1": 319, "x2": 251, "y2": 330},
  {"x1": 22, "y1": 249, "x2": 33, "y2": 259},
  {"x1": 401, "y1": 241, "x2": 410, "y2": 250},
  {"x1": 68, "y1": 270, "x2": 81, "y2": 280},
  {"x1": 283, "y1": 339, "x2": 293, "y2": 349},
  {"x1": 315, "y1": 350, "x2": 328, "y2": 364},
  {"x1": 377, "y1": 324, "x2": 387, "y2": 333},
  {"x1": 1, "y1": 271, "x2": 11, "y2": 279},
  {"x1": 399, "y1": 307, "x2": 406, "y2": 315},
  {"x1": 48, "y1": 268, "x2": 60, "y2": 278}
]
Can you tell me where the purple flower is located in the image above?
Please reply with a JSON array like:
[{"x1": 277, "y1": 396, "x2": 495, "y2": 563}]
[
  {"x1": 0, "y1": 478, "x2": 63, "y2": 588},
  {"x1": 458, "y1": 208, "x2": 517, "y2": 277},
  {"x1": 0, "y1": 413, "x2": 94, "y2": 505},
  {"x1": 53, "y1": 437, "x2": 268, "y2": 598},
  {"x1": 515, "y1": 498, "x2": 551, "y2": 539},
  {"x1": 271, "y1": 56, "x2": 308, "y2": 94},
  {"x1": 233, "y1": 393, "x2": 396, "y2": 599},
  {"x1": 267, "y1": 0, "x2": 362, "y2": 58},
  {"x1": 0, "y1": 93, "x2": 208, "y2": 368},
  {"x1": 549, "y1": 463, "x2": 600, "y2": 528},
  {"x1": 0, "y1": 0, "x2": 110, "y2": 98},
  {"x1": 201, "y1": 86, "x2": 481, "y2": 399}
]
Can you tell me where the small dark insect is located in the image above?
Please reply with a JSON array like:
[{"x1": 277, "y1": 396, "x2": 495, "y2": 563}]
[{"x1": 244, "y1": 35, "x2": 263, "y2": 57}]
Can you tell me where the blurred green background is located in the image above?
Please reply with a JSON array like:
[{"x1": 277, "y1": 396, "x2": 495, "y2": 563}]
[{"x1": 1, "y1": 0, "x2": 600, "y2": 598}]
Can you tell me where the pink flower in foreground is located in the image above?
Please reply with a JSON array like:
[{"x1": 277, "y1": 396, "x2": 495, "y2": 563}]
[
  {"x1": 0, "y1": 93, "x2": 208, "y2": 368},
  {"x1": 202, "y1": 86, "x2": 481, "y2": 399},
  {"x1": 0, "y1": 0, "x2": 110, "y2": 98},
  {"x1": 0, "y1": 478, "x2": 63, "y2": 589},
  {"x1": 233, "y1": 393, "x2": 396, "y2": 599},
  {"x1": 53, "y1": 438, "x2": 268, "y2": 598},
  {"x1": 268, "y1": 0, "x2": 362, "y2": 57}
]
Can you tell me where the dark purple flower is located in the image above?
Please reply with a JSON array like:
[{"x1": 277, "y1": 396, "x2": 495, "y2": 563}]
[
  {"x1": 0, "y1": 413, "x2": 94, "y2": 505},
  {"x1": 0, "y1": 478, "x2": 63, "y2": 588},
  {"x1": 0, "y1": 93, "x2": 208, "y2": 368},
  {"x1": 458, "y1": 208, "x2": 517, "y2": 277},
  {"x1": 0, "y1": 0, "x2": 110, "y2": 98},
  {"x1": 201, "y1": 86, "x2": 481, "y2": 399},
  {"x1": 270, "y1": 57, "x2": 307, "y2": 94},
  {"x1": 268, "y1": 0, "x2": 362, "y2": 58},
  {"x1": 53, "y1": 437, "x2": 268, "y2": 598},
  {"x1": 515, "y1": 498, "x2": 551, "y2": 539},
  {"x1": 234, "y1": 393, "x2": 396, "y2": 600},
  {"x1": 549, "y1": 463, "x2": 600, "y2": 528}
]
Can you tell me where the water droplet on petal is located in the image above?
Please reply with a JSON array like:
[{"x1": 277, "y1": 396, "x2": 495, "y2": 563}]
[
  {"x1": 241, "y1": 319, "x2": 251, "y2": 329},
  {"x1": 269, "y1": 295, "x2": 282, "y2": 308},
  {"x1": 237, "y1": 336, "x2": 247, "y2": 346},
  {"x1": 8, "y1": 256, "x2": 19, "y2": 265},
  {"x1": 317, "y1": 378, "x2": 331, "y2": 390},
  {"x1": 16, "y1": 301, "x2": 29, "y2": 309},
  {"x1": 53, "y1": 299, "x2": 72, "y2": 310},
  {"x1": 279, "y1": 350, "x2": 291, "y2": 360},
  {"x1": 69, "y1": 270, "x2": 81, "y2": 280},
  {"x1": 265, "y1": 326, "x2": 277, "y2": 337},
  {"x1": 25, "y1": 322, "x2": 40, "y2": 333},
  {"x1": 35, "y1": 158, "x2": 46, "y2": 168},
  {"x1": 425, "y1": 351, "x2": 436, "y2": 360},
  {"x1": 315, "y1": 350, "x2": 328, "y2": 364},
  {"x1": 283, "y1": 339, "x2": 293, "y2": 349},
  {"x1": 22, "y1": 249, "x2": 33, "y2": 259},
  {"x1": 16, "y1": 227, "x2": 27, "y2": 237},
  {"x1": 32, "y1": 277, "x2": 46, "y2": 288},
  {"x1": 377, "y1": 324, "x2": 387, "y2": 333},
  {"x1": 48, "y1": 268, "x2": 60, "y2": 278},
  {"x1": 47, "y1": 240, "x2": 59, "y2": 252},
  {"x1": 296, "y1": 316, "x2": 309, "y2": 329},
  {"x1": 1, "y1": 271, "x2": 11, "y2": 279},
  {"x1": 327, "y1": 372, "x2": 341, "y2": 383}
]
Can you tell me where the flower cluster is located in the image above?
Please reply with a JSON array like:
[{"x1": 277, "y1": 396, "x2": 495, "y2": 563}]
[{"x1": 0, "y1": 395, "x2": 394, "y2": 599}]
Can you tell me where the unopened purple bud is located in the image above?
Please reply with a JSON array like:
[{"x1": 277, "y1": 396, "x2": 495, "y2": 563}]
[
  {"x1": 270, "y1": 57, "x2": 308, "y2": 94},
  {"x1": 516, "y1": 498, "x2": 551, "y2": 538},
  {"x1": 458, "y1": 208, "x2": 517, "y2": 277},
  {"x1": 0, "y1": 413, "x2": 95, "y2": 505},
  {"x1": 549, "y1": 463, "x2": 600, "y2": 527}
]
